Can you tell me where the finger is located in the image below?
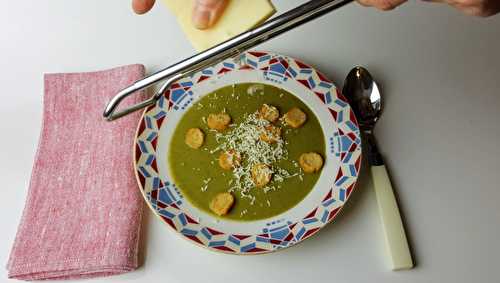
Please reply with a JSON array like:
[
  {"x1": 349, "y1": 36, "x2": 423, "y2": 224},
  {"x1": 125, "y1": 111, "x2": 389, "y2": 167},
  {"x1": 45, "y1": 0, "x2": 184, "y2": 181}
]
[
  {"x1": 451, "y1": 2, "x2": 500, "y2": 17},
  {"x1": 424, "y1": 0, "x2": 500, "y2": 17},
  {"x1": 132, "y1": 0, "x2": 155, "y2": 15},
  {"x1": 357, "y1": 0, "x2": 372, "y2": 6},
  {"x1": 192, "y1": 0, "x2": 228, "y2": 30},
  {"x1": 357, "y1": 0, "x2": 407, "y2": 10}
]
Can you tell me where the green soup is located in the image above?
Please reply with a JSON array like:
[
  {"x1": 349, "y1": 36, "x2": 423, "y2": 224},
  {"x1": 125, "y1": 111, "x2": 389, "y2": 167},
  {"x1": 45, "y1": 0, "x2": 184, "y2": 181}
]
[{"x1": 168, "y1": 83, "x2": 325, "y2": 221}]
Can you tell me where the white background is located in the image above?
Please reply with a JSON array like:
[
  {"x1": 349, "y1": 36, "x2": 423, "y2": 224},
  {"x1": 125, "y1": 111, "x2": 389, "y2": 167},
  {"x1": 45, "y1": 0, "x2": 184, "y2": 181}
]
[{"x1": 1, "y1": 1, "x2": 500, "y2": 282}]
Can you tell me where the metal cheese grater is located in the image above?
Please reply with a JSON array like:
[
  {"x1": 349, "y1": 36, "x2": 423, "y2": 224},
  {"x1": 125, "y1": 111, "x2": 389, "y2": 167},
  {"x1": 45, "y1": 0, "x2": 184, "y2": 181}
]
[{"x1": 103, "y1": 0, "x2": 353, "y2": 121}]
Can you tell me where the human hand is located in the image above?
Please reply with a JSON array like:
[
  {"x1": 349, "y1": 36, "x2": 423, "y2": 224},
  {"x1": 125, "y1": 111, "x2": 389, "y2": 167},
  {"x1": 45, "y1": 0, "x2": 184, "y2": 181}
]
[
  {"x1": 132, "y1": 0, "x2": 227, "y2": 29},
  {"x1": 191, "y1": 0, "x2": 228, "y2": 29},
  {"x1": 132, "y1": 0, "x2": 155, "y2": 15},
  {"x1": 357, "y1": 0, "x2": 500, "y2": 17}
]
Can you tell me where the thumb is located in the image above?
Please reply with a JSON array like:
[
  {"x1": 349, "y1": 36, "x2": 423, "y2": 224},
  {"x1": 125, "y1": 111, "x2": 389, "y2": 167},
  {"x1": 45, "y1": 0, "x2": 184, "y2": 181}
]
[
  {"x1": 357, "y1": 0, "x2": 406, "y2": 10},
  {"x1": 132, "y1": 0, "x2": 155, "y2": 15},
  {"x1": 192, "y1": 0, "x2": 228, "y2": 30}
]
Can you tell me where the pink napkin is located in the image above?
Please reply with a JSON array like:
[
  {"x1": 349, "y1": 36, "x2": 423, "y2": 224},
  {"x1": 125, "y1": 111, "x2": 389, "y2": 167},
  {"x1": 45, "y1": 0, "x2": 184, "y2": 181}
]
[{"x1": 7, "y1": 64, "x2": 146, "y2": 280}]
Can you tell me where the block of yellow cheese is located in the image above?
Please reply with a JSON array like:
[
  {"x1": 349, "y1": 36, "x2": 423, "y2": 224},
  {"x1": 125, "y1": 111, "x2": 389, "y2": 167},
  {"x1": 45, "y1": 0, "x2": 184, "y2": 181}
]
[{"x1": 162, "y1": 0, "x2": 276, "y2": 51}]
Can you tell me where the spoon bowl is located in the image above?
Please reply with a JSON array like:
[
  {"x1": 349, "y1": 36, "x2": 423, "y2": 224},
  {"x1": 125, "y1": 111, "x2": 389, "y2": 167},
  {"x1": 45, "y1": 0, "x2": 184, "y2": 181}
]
[{"x1": 342, "y1": 66, "x2": 382, "y2": 130}]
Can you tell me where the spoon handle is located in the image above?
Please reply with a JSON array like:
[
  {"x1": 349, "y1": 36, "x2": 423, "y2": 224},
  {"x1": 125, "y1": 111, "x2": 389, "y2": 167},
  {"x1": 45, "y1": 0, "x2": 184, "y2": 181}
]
[{"x1": 371, "y1": 164, "x2": 413, "y2": 270}]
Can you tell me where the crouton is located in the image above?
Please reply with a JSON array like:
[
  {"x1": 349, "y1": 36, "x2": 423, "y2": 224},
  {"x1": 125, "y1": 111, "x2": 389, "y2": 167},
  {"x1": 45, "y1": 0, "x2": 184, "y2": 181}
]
[
  {"x1": 284, "y1": 107, "x2": 307, "y2": 128},
  {"x1": 209, "y1": 192, "x2": 235, "y2": 216},
  {"x1": 251, "y1": 163, "x2": 273, "y2": 187},
  {"x1": 207, "y1": 112, "x2": 231, "y2": 131},
  {"x1": 218, "y1": 150, "x2": 241, "y2": 170},
  {"x1": 259, "y1": 104, "x2": 280, "y2": 123},
  {"x1": 299, "y1": 152, "x2": 324, "y2": 173},
  {"x1": 185, "y1": 128, "x2": 204, "y2": 149}
]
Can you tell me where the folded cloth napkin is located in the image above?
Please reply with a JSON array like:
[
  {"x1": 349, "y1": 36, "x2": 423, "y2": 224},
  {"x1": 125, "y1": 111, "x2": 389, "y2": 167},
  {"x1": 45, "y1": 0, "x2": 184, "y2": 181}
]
[{"x1": 7, "y1": 64, "x2": 146, "y2": 280}]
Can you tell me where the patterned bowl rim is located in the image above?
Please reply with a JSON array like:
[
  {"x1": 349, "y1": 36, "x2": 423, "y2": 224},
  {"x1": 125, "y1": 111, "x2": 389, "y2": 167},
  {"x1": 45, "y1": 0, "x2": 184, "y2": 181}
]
[{"x1": 133, "y1": 51, "x2": 362, "y2": 254}]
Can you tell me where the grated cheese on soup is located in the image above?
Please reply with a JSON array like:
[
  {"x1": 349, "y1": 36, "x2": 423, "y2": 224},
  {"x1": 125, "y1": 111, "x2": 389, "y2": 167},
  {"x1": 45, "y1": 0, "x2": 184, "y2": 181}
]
[{"x1": 210, "y1": 111, "x2": 301, "y2": 202}]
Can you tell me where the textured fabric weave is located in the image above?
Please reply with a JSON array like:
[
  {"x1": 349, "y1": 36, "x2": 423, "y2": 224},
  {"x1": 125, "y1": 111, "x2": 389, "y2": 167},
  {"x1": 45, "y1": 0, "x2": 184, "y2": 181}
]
[{"x1": 7, "y1": 64, "x2": 146, "y2": 280}]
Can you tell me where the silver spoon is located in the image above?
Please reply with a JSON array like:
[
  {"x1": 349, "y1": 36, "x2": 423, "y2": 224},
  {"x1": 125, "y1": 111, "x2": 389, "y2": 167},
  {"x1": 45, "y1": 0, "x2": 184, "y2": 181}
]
[{"x1": 343, "y1": 66, "x2": 413, "y2": 270}]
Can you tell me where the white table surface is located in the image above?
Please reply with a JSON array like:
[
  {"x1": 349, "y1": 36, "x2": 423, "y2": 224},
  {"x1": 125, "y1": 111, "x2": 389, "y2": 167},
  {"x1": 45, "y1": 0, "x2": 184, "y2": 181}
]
[{"x1": 1, "y1": 1, "x2": 500, "y2": 282}]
